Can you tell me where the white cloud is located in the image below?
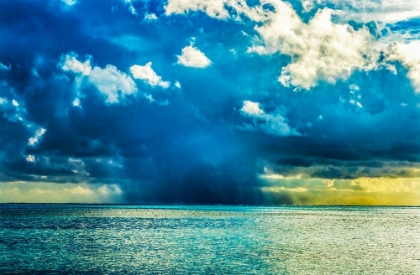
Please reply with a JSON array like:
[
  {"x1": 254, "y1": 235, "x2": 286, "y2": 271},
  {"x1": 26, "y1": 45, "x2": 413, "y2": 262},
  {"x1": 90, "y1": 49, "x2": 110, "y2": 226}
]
[
  {"x1": 319, "y1": 0, "x2": 420, "y2": 23},
  {"x1": 68, "y1": 158, "x2": 90, "y2": 176},
  {"x1": 89, "y1": 65, "x2": 137, "y2": 103},
  {"x1": 60, "y1": 53, "x2": 138, "y2": 104},
  {"x1": 301, "y1": 0, "x2": 314, "y2": 12},
  {"x1": 144, "y1": 94, "x2": 169, "y2": 106},
  {"x1": 240, "y1": 100, "x2": 299, "y2": 136},
  {"x1": 165, "y1": 0, "x2": 268, "y2": 22},
  {"x1": 144, "y1": 13, "x2": 158, "y2": 20},
  {"x1": 26, "y1": 155, "x2": 36, "y2": 163},
  {"x1": 166, "y1": 0, "x2": 420, "y2": 92},
  {"x1": 60, "y1": 52, "x2": 92, "y2": 75},
  {"x1": 12, "y1": 99, "x2": 19, "y2": 107},
  {"x1": 165, "y1": 0, "x2": 231, "y2": 18},
  {"x1": 98, "y1": 184, "x2": 122, "y2": 195},
  {"x1": 0, "y1": 62, "x2": 11, "y2": 71},
  {"x1": 175, "y1": 81, "x2": 181, "y2": 88},
  {"x1": 128, "y1": 5, "x2": 137, "y2": 15},
  {"x1": 256, "y1": 3, "x2": 420, "y2": 91},
  {"x1": 384, "y1": 41, "x2": 420, "y2": 92},
  {"x1": 0, "y1": 97, "x2": 29, "y2": 124},
  {"x1": 241, "y1": 100, "x2": 264, "y2": 116},
  {"x1": 73, "y1": 98, "x2": 81, "y2": 107},
  {"x1": 167, "y1": 1, "x2": 377, "y2": 89},
  {"x1": 122, "y1": 0, "x2": 138, "y2": 15},
  {"x1": 177, "y1": 45, "x2": 212, "y2": 68},
  {"x1": 253, "y1": 4, "x2": 378, "y2": 90},
  {"x1": 64, "y1": 186, "x2": 94, "y2": 195},
  {"x1": 28, "y1": 128, "x2": 46, "y2": 146},
  {"x1": 130, "y1": 62, "x2": 170, "y2": 88}
]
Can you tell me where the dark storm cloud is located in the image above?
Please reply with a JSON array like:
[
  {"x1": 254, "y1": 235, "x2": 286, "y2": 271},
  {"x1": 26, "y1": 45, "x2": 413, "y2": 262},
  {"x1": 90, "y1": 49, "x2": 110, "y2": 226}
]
[{"x1": 1, "y1": 0, "x2": 420, "y2": 204}]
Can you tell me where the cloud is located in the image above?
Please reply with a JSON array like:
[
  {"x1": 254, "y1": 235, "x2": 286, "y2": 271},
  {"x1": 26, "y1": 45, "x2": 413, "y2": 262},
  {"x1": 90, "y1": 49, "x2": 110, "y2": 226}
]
[
  {"x1": 130, "y1": 62, "x2": 170, "y2": 88},
  {"x1": 61, "y1": 0, "x2": 77, "y2": 6},
  {"x1": 240, "y1": 100, "x2": 299, "y2": 136},
  {"x1": 259, "y1": 176, "x2": 420, "y2": 205},
  {"x1": 259, "y1": 156, "x2": 420, "y2": 205},
  {"x1": 261, "y1": 158, "x2": 420, "y2": 180},
  {"x1": 129, "y1": 5, "x2": 137, "y2": 15},
  {"x1": 89, "y1": 65, "x2": 137, "y2": 103},
  {"x1": 164, "y1": 0, "x2": 262, "y2": 21},
  {"x1": 165, "y1": 0, "x2": 231, "y2": 19},
  {"x1": 98, "y1": 184, "x2": 122, "y2": 195},
  {"x1": 60, "y1": 52, "x2": 92, "y2": 75},
  {"x1": 144, "y1": 13, "x2": 158, "y2": 21},
  {"x1": 60, "y1": 53, "x2": 138, "y2": 104},
  {"x1": 0, "y1": 62, "x2": 11, "y2": 71},
  {"x1": 384, "y1": 41, "x2": 420, "y2": 92},
  {"x1": 177, "y1": 45, "x2": 212, "y2": 68},
  {"x1": 167, "y1": 0, "x2": 377, "y2": 88},
  {"x1": 64, "y1": 185, "x2": 93, "y2": 194},
  {"x1": 0, "y1": 182, "x2": 124, "y2": 203},
  {"x1": 249, "y1": 3, "x2": 378, "y2": 89},
  {"x1": 3, "y1": 0, "x2": 420, "y2": 206},
  {"x1": 261, "y1": 186, "x2": 308, "y2": 193},
  {"x1": 26, "y1": 155, "x2": 35, "y2": 163},
  {"x1": 301, "y1": 0, "x2": 314, "y2": 12},
  {"x1": 319, "y1": 0, "x2": 420, "y2": 23},
  {"x1": 28, "y1": 128, "x2": 46, "y2": 146},
  {"x1": 241, "y1": 100, "x2": 264, "y2": 116},
  {"x1": 165, "y1": 0, "x2": 420, "y2": 92},
  {"x1": 0, "y1": 96, "x2": 29, "y2": 125}
]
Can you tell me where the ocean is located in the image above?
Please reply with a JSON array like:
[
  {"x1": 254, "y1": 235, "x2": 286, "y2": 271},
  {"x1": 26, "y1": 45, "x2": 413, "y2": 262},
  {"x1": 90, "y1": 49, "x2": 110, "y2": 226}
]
[{"x1": 1, "y1": 204, "x2": 419, "y2": 274}]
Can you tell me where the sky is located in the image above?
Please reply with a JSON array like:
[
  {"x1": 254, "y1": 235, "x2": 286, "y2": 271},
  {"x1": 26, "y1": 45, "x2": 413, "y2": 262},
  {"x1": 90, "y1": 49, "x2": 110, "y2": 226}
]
[{"x1": 1, "y1": 0, "x2": 420, "y2": 205}]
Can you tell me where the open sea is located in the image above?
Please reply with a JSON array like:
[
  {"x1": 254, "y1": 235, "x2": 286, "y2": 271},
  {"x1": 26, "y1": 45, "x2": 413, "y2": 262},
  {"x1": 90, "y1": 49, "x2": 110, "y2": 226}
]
[{"x1": 0, "y1": 204, "x2": 419, "y2": 274}]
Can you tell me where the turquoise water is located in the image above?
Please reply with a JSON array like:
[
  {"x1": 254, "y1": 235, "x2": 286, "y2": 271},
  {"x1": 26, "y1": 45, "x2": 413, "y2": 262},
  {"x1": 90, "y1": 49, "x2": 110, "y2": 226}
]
[{"x1": 1, "y1": 205, "x2": 419, "y2": 274}]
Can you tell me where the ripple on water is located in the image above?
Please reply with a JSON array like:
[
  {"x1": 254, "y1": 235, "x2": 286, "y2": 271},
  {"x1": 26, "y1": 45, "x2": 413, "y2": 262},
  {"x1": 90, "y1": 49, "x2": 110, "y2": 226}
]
[{"x1": 0, "y1": 205, "x2": 419, "y2": 274}]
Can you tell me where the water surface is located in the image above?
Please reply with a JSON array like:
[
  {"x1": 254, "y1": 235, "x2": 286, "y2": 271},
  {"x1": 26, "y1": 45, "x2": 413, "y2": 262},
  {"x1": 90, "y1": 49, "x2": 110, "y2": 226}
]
[{"x1": 1, "y1": 204, "x2": 419, "y2": 274}]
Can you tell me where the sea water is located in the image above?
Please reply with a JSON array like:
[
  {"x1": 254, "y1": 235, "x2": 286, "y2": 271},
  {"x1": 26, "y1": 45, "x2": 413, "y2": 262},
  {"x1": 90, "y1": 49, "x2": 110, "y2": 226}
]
[{"x1": 0, "y1": 204, "x2": 419, "y2": 274}]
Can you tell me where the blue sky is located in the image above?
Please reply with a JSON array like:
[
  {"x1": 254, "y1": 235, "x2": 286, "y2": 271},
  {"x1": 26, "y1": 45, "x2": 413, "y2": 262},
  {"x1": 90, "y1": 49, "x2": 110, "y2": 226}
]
[{"x1": 1, "y1": 0, "x2": 420, "y2": 204}]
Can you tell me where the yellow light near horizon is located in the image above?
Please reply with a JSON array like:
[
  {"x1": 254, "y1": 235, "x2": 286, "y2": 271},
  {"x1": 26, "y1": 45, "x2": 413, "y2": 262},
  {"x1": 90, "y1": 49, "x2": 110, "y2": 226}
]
[
  {"x1": 0, "y1": 181, "x2": 123, "y2": 204},
  {"x1": 260, "y1": 175, "x2": 420, "y2": 206}
]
